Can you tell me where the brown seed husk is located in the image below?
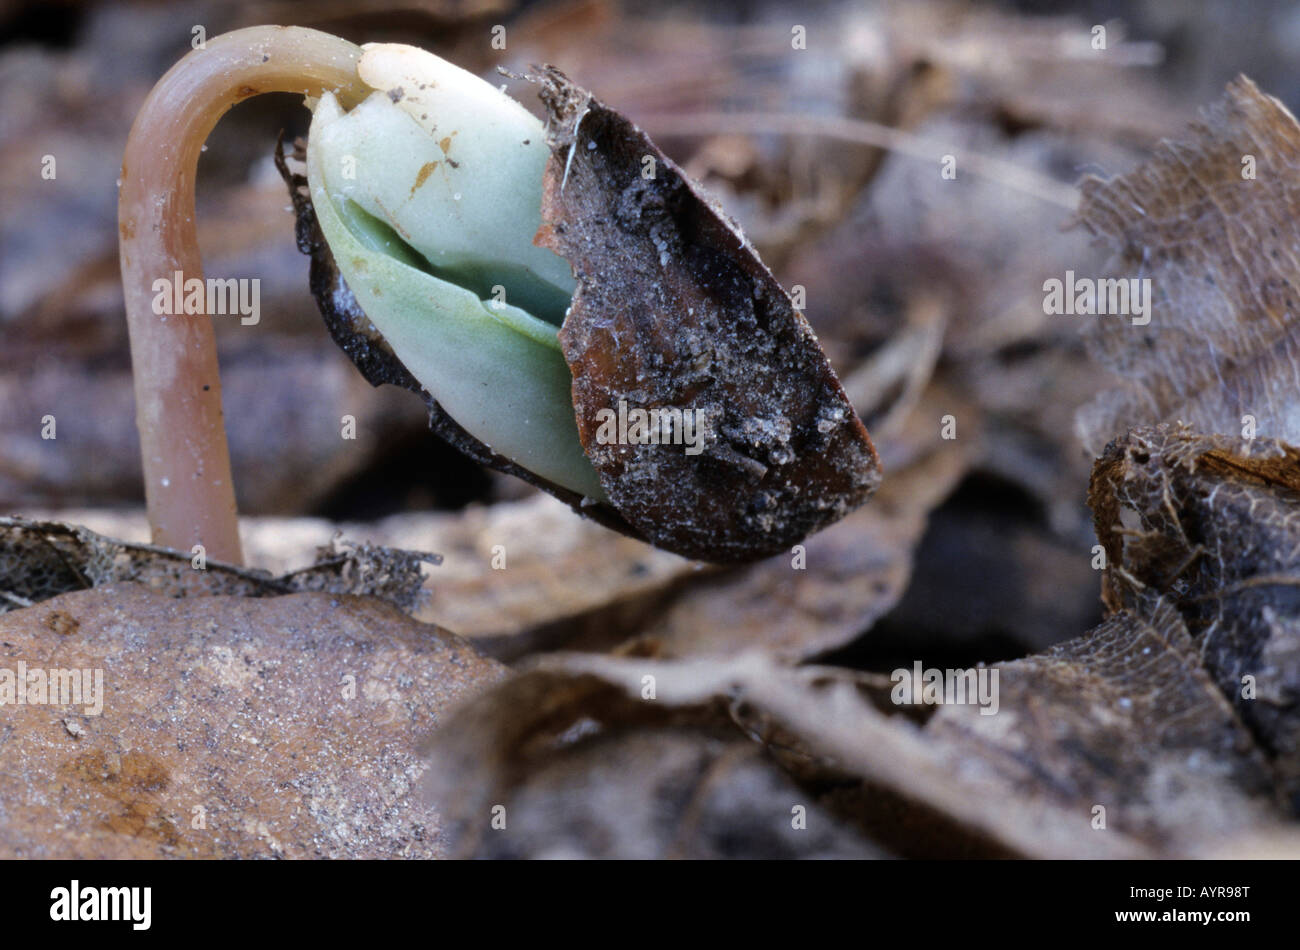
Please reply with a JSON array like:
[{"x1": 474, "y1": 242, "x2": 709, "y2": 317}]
[{"x1": 532, "y1": 66, "x2": 881, "y2": 561}]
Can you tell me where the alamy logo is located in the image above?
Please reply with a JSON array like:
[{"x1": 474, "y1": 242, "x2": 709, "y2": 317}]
[
  {"x1": 50, "y1": 880, "x2": 151, "y2": 930},
  {"x1": 890, "y1": 662, "x2": 999, "y2": 715},
  {"x1": 151, "y1": 270, "x2": 260, "y2": 325},
  {"x1": 0, "y1": 662, "x2": 103, "y2": 715},
  {"x1": 594, "y1": 398, "x2": 705, "y2": 456},
  {"x1": 1042, "y1": 270, "x2": 1151, "y2": 326}
]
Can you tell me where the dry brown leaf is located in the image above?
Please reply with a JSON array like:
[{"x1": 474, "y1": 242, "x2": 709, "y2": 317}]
[
  {"x1": 12, "y1": 501, "x2": 703, "y2": 651},
  {"x1": 1090, "y1": 424, "x2": 1300, "y2": 812},
  {"x1": 392, "y1": 496, "x2": 695, "y2": 650},
  {"x1": 426, "y1": 625, "x2": 1292, "y2": 858},
  {"x1": 927, "y1": 599, "x2": 1279, "y2": 849},
  {"x1": 1076, "y1": 76, "x2": 1300, "y2": 453},
  {"x1": 451, "y1": 726, "x2": 882, "y2": 859},
  {"x1": 0, "y1": 585, "x2": 505, "y2": 858},
  {"x1": 421, "y1": 661, "x2": 885, "y2": 858},
  {"x1": 0, "y1": 516, "x2": 437, "y2": 615},
  {"x1": 418, "y1": 654, "x2": 1098, "y2": 857},
  {"x1": 424, "y1": 422, "x2": 1300, "y2": 858}
]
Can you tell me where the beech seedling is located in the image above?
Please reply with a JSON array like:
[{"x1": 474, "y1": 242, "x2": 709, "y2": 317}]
[{"x1": 118, "y1": 26, "x2": 880, "y2": 566}]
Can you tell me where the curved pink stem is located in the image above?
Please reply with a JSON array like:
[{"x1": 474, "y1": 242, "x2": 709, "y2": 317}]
[{"x1": 119, "y1": 26, "x2": 368, "y2": 564}]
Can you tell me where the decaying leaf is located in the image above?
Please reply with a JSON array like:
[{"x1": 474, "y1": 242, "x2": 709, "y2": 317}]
[
  {"x1": 422, "y1": 422, "x2": 1300, "y2": 858},
  {"x1": 1090, "y1": 424, "x2": 1300, "y2": 811},
  {"x1": 421, "y1": 662, "x2": 884, "y2": 858},
  {"x1": 1075, "y1": 76, "x2": 1300, "y2": 453},
  {"x1": 373, "y1": 495, "x2": 698, "y2": 652},
  {"x1": 0, "y1": 516, "x2": 437, "y2": 615},
  {"x1": 930, "y1": 598, "x2": 1279, "y2": 847},
  {"x1": 0, "y1": 585, "x2": 505, "y2": 858},
  {"x1": 425, "y1": 639, "x2": 1289, "y2": 858},
  {"x1": 450, "y1": 726, "x2": 882, "y2": 859},
  {"x1": 25, "y1": 500, "x2": 699, "y2": 653}
]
